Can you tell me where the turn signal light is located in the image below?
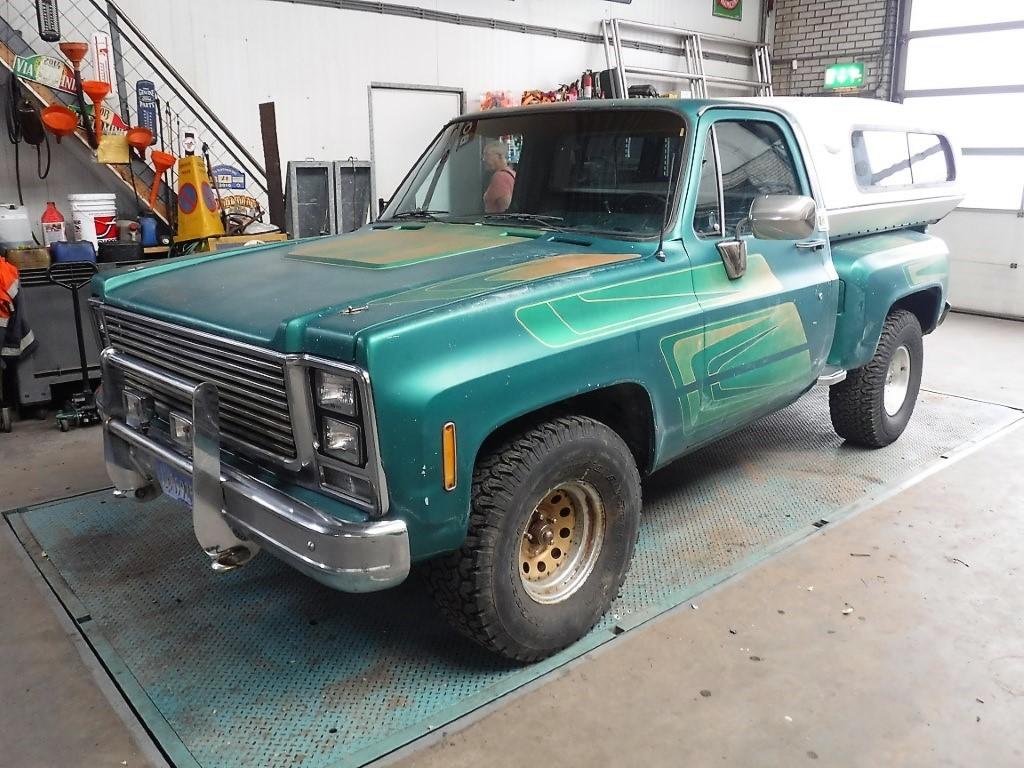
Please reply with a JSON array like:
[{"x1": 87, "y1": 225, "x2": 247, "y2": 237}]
[{"x1": 442, "y1": 422, "x2": 457, "y2": 491}]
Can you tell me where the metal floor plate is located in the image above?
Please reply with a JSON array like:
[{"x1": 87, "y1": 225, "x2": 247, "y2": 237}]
[{"x1": 9, "y1": 389, "x2": 1020, "y2": 768}]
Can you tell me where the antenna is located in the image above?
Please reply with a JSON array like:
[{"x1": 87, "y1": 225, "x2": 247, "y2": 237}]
[{"x1": 654, "y1": 149, "x2": 678, "y2": 262}]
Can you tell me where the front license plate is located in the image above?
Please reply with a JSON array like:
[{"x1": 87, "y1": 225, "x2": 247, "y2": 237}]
[{"x1": 155, "y1": 461, "x2": 193, "y2": 508}]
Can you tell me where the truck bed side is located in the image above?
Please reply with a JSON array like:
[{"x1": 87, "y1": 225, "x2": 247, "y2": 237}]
[{"x1": 827, "y1": 229, "x2": 949, "y2": 371}]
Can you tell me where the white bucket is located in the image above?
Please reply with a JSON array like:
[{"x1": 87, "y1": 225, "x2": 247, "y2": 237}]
[
  {"x1": 0, "y1": 204, "x2": 33, "y2": 248},
  {"x1": 69, "y1": 193, "x2": 119, "y2": 251}
]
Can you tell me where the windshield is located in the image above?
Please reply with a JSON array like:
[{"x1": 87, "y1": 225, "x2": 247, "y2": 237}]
[{"x1": 383, "y1": 108, "x2": 686, "y2": 238}]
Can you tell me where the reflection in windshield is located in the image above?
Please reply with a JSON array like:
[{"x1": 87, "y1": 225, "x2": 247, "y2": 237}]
[
  {"x1": 384, "y1": 108, "x2": 686, "y2": 237},
  {"x1": 483, "y1": 139, "x2": 516, "y2": 212}
]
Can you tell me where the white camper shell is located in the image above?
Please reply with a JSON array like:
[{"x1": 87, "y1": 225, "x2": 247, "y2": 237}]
[{"x1": 736, "y1": 97, "x2": 964, "y2": 240}]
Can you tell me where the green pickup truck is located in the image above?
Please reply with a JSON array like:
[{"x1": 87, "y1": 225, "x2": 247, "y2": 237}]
[{"x1": 91, "y1": 97, "x2": 959, "y2": 661}]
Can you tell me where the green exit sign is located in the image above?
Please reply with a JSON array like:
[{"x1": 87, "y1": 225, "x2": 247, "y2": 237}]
[{"x1": 824, "y1": 62, "x2": 865, "y2": 90}]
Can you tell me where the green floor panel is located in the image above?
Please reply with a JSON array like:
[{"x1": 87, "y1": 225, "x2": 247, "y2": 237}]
[{"x1": 8, "y1": 388, "x2": 1018, "y2": 767}]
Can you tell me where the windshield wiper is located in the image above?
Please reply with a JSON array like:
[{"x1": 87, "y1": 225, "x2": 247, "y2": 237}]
[
  {"x1": 387, "y1": 209, "x2": 450, "y2": 222},
  {"x1": 481, "y1": 213, "x2": 565, "y2": 226},
  {"x1": 479, "y1": 213, "x2": 572, "y2": 232}
]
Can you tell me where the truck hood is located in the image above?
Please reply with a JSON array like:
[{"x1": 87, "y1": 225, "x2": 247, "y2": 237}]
[{"x1": 94, "y1": 223, "x2": 640, "y2": 359}]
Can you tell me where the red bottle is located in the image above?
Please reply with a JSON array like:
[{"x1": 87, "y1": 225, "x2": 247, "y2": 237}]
[
  {"x1": 41, "y1": 201, "x2": 67, "y2": 246},
  {"x1": 582, "y1": 70, "x2": 593, "y2": 100}
]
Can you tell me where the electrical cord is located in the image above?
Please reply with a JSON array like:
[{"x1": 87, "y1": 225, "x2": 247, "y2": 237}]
[
  {"x1": 5, "y1": 72, "x2": 26, "y2": 206},
  {"x1": 5, "y1": 73, "x2": 51, "y2": 209}
]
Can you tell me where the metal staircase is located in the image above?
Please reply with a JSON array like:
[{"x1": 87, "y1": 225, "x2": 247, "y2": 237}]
[
  {"x1": 601, "y1": 18, "x2": 773, "y2": 98},
  {"x1": 2, "y1": 0, "x2": 268, "y2": 220}
]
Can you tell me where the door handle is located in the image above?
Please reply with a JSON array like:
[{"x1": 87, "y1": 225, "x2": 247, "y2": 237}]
[{"x1": 796, "y1": 239, "x2": 826, "y2": 251}]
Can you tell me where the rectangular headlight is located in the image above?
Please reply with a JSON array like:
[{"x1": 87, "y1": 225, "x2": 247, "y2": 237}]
[
  {"x1": 316, "y1": 371, "x2": 358, "y2": 417},
  {"x1": 321, "y1": 416, "x2": 363, "y2": 465}
]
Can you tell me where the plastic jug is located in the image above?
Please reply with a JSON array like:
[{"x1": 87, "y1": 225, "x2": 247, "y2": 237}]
[
  {"x1": 139, "y1": 215, "x2": 158, "y2": 247},
  {"x1": 0, "y1": 204, "x2": 33, "y2": 249},
  {"x1": 41, "y1": 201, "x2": 67, "y2": 246}
]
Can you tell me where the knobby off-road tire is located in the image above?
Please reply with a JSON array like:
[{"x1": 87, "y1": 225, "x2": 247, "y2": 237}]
[
  {"x1": 829, "y1": 309, "x2": 923, "y2": 448},
  {"x1": 427, "y1": 415, "x2": 642, "y2": 662}
]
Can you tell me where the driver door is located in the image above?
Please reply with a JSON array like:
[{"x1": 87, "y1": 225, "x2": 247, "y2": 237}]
[{"x1": 678, "y1": 110, "x2": 839, "y2": 440}]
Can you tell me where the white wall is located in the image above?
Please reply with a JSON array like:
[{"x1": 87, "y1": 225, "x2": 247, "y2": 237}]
[
  {"x1": 3, "y1": 0, "x2": 764, "y2": 225},
  {"x1": 112, "y1": 0, "x2": 764, "y2": 180}
]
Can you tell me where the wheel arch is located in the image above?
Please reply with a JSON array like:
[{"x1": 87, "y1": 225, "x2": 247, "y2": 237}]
[
  {"x1": 475, "y1": 381, "x2": 657, "y2": 478},
  {"x1": 891, "y1": 286, "x2": 943, "y2": 334}
]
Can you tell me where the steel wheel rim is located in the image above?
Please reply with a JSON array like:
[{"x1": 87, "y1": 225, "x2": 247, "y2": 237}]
[
  {"x1": 519, "y1": 480, "x2": 606, "y2": 604},
  {"x1": 884, "y1": 345, "x2": 912, "y2": 416}
]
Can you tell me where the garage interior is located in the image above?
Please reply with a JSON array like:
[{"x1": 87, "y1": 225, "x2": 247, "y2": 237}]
[{"x1": 2, "y1": 1, "x2": 1023, "y2": 767}]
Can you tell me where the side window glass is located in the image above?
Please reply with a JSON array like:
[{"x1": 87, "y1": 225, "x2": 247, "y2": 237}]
[
  {"x1": 851, "y1": 130, "x2": 954, "y2": 189},
  {"x1": 852, "y1": 130, "x2": 912, "y2": 187},
  {"x1": 908, "y1": 132, "x2": 954, "y2": 184},
  {"x1": 714, "y1": 120, "x2": 801, "y2": 233},
  {"x1": 693, "y1": 131, "x2": 721, "y2": 237}
]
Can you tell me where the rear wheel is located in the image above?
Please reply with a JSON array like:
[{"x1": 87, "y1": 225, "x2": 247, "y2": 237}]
[
  {"x1": 829, "y1": 309, "x2": 923, "y2": 447},
  {"x1": 427, "y1": 415, "x2": 641, "y2": 662}
]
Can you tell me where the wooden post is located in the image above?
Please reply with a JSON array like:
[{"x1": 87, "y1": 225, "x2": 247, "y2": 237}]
[{"x1": 259, "y1": 101, "x2": 286, "y2": 230}]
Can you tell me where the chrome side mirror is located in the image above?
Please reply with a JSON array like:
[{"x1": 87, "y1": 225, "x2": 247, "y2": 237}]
[{"x1": 748, "y1": 194, "x2": 817, "y2": 240}]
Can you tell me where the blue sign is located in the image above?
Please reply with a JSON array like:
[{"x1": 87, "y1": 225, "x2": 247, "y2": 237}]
[
  {"x1": 135, "y1": 79, "x2": 158, "y2": 145},
  {"x1": 211, "y1": 163, "x2": 246, "y2": 190}
]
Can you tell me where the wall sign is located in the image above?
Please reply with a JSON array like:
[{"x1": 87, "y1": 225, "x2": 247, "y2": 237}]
[
  {"x1": 182, "y1": 127, "x2": 198, "y2": 156},
  {"x1": 69, "y1": 103, "x2": 129, "y2": 135},
  {"x1": 824, "y1": 62, "x2": 865, "y2": 90},
  {"x1": 211, "y1": 164, "x2": 247, "y2": 190},
  {"x1": 220, "y1": 194, "x2": 262, "y2": 219},
  {"x1": 92, "y1": 31, "x2": 113, "y2": 85},
  {"x1": 13, "y1": 54, "x2": 76, "y2": 94},
  {"x1": 713, "y1": 0, "x2": 742, "y2": 21},
  {"x1": 135, "y1": 80, "x2": 158, "y2": 145}
]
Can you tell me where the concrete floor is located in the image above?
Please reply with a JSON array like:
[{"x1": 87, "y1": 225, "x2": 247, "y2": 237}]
[{"x1": 1, "y1": 312, "x2": 1021, "y2": 767}]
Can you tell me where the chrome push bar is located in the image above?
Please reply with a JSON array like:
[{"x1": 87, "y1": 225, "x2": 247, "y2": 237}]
[{"x1": 99, "y1": 348, "x2": 410, "y2": 592}]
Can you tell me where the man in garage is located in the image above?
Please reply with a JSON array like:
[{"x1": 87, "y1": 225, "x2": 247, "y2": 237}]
[{"x1": 482, "y1": 139, "x2": 516, "y2": 213}]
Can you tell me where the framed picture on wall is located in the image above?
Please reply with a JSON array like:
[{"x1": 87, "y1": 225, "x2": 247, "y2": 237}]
[{"x1": 713, "y1": 0, "x2": 742, "y2": 21}]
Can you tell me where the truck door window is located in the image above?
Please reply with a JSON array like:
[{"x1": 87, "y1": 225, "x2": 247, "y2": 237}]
[
  {"x1": 693, "y1": 131, "x2": 722, "y2": 237},
  {"x1": 714, "y1": 121, "x2": 801, "y2": 233}
]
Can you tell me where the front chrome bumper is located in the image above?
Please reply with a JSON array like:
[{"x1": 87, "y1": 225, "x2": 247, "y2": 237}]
[{"x1": 99, "y1": 348, "x2": 410, "y2": 593}]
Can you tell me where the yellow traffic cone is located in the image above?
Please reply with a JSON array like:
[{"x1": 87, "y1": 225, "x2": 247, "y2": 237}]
[{"x1": 176, "y1": 155, "x2": 225, "y2": 242}]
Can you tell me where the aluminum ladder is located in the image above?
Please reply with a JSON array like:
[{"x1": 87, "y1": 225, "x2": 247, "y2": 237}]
[{"x1": 601, "y1": 18, "x2": 773, "y2": 98}]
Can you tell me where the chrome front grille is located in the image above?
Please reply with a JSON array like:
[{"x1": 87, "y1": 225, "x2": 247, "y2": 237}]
[{"x1": 102, "y1": 308, "x2": 297, "y2": 461}]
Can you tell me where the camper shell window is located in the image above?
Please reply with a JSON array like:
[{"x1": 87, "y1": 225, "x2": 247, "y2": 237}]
[{"x1": 851, "y1": 129, "x2": 955, "y2": 191}]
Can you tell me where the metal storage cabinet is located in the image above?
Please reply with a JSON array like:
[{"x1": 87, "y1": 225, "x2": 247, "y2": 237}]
[
  {"x1": 14, "y1": 262, "x2": 136, "y2": 406},
  {"x1": 333, "y1": 160, "x2": 372, "y2": 233},
  {"x1": 285, "y1": 161, "x2": 336, "y2": 239}
]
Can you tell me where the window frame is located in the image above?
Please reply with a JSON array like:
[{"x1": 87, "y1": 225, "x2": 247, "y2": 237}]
[
  {"x1": 382, "y1": 105, "x2": 693, "y2": 243},
  {"x1": 690, "y1": 115, "x2": 807, "y2": 240},
  {"x1": 893, "y1": 3, "x2": 1024, "y2": 212},
  {"x1": 692, "y1": 126, "x2": 726, "y2": 239}
]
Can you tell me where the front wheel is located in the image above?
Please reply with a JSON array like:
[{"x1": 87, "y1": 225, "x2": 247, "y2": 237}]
[
  {"x1": 829, "y1": 309, "x2": 923, "y2": 447},
  {"x1": 427, "y1": 415, "x2": 641, "y2": 662}
]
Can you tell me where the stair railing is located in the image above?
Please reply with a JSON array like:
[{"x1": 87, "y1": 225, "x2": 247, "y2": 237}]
[{"x1": 3, "y1": 0, "x2": 270, "y2": 216}]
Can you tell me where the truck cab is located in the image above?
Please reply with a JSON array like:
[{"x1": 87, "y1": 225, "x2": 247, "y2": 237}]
[{"x1": 90, "y1": 97, "x2": 959, "y2": 662}]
